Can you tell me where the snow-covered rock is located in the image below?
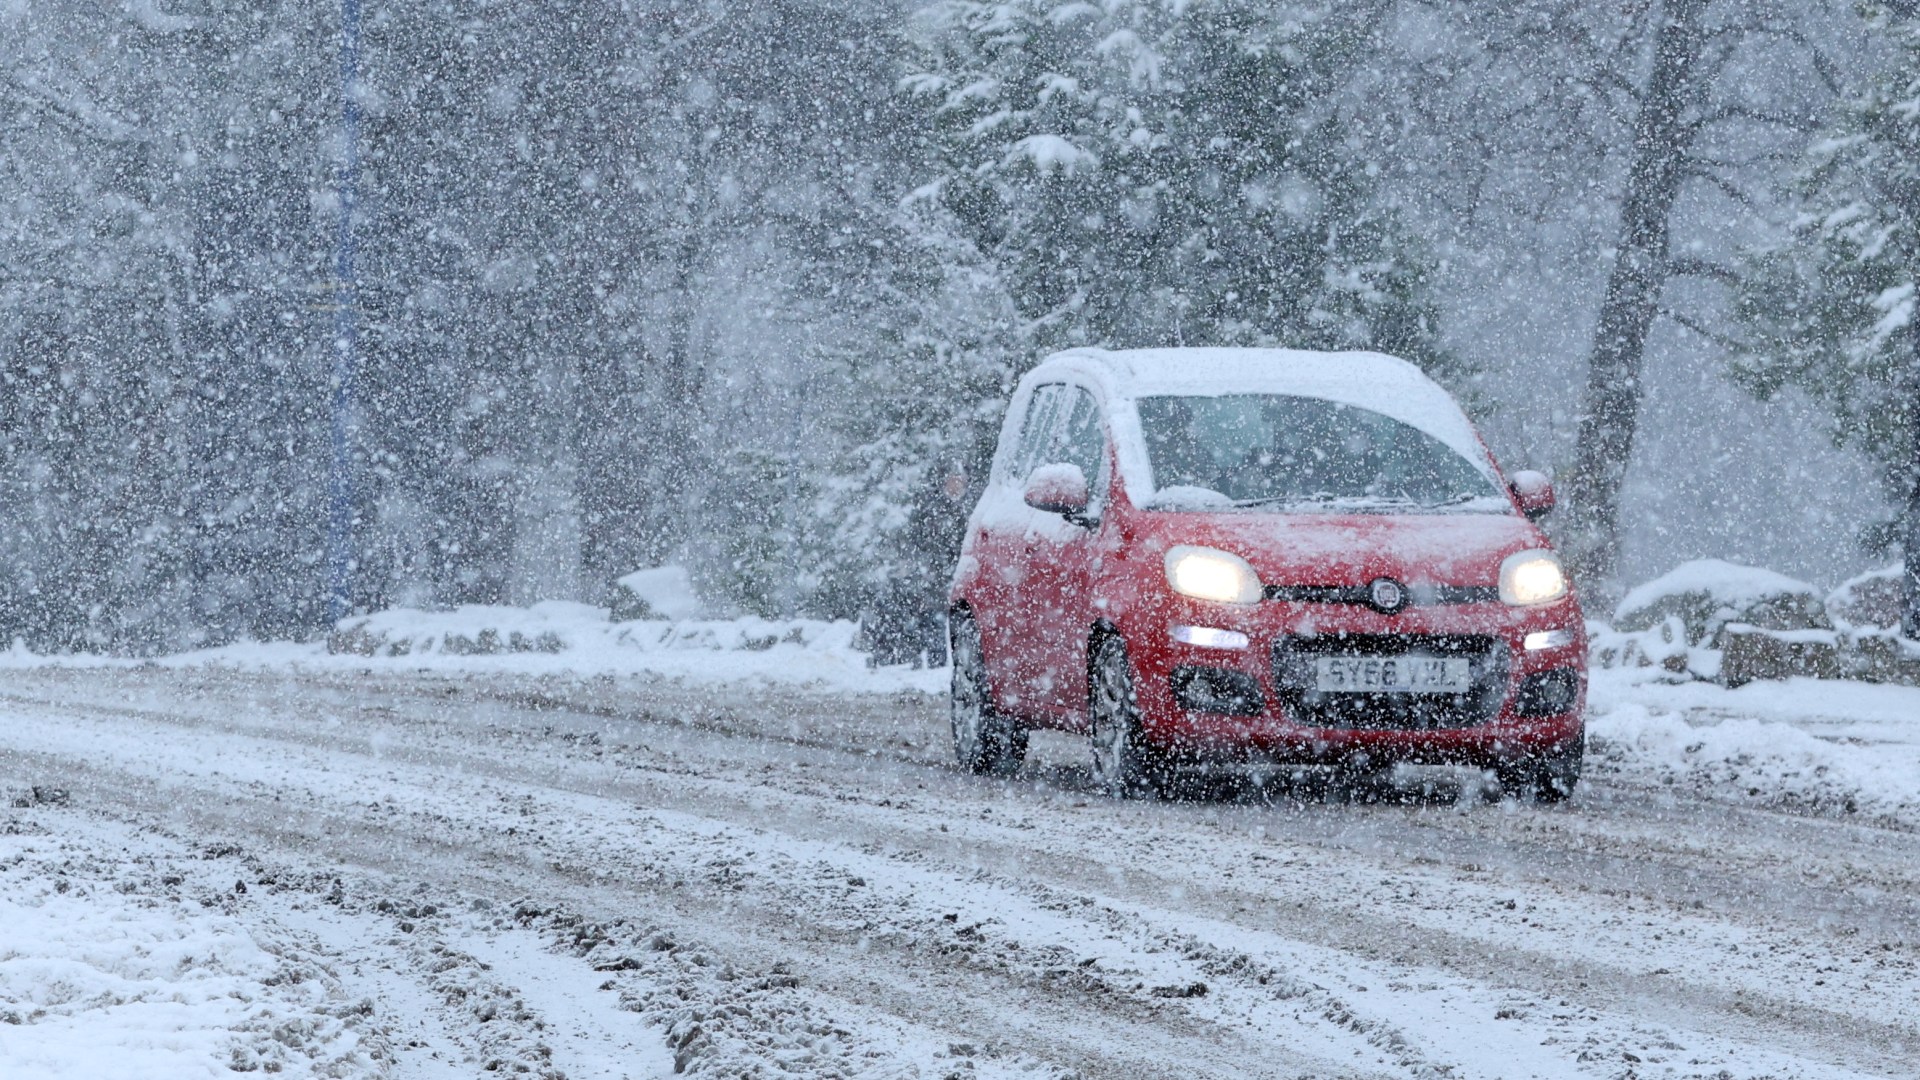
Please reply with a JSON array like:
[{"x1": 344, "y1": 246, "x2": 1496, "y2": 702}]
[
  {"x1": 1825, "y1": 565, "x2": 1905, "y2": 632},
  {"x1": 612, "y1": 565, "x2": 703, "y2": 621},
  {"x1": 330, "y1": 601, "x2": 597, "y2": 656},
  {"x1": 1614, "y1": 559, "x2": 1827, "y2": 650},
  {"x1": 1719, "y1": 624, "x2": 1843, "y2": 687},
  {"x1": 1587, "y1": 616, "x2": 1693, "y2": 677}
]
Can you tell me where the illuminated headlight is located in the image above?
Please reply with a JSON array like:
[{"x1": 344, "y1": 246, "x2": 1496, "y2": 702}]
[
  {"x1": 1164, "y1": 546, "x2": 1262, "y2": 605},
  {"x1": 1171, "y1": 625, "x2": 1250, "y2": 650},
  {"x1": 1524, "y1": 628, "x2": 1577, "y2": 651},
  {"x1": 1500, "y1": 549, "x2": 1569, "y2": 607}
]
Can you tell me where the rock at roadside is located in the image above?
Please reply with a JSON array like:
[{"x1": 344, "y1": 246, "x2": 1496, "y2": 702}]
[
  {"x1": 611, "y1": 565, "x2": 702, "y2": 622},
  {"x1": 1615, "y1": 559, "x2": 1828, "y2": 650},
  {"x1": 1825, "y1": 566, "x2": 1906, "y2": 632},
  {"x1": 1719, "y1": 625, "x2": 1841, "y2": 687},
  {"x1": 327, "y1": 604, "x2": 590, "y2": 657}
]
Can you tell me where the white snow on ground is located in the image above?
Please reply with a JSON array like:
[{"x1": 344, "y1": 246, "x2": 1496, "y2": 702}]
[
  {"x1": 1586, "y1": 666, "x2": 1920, "y2": 822},
  {"x1": 4, "y1": 606, "x2": 1920, "y2": 1075},
  {"x1": 0, "y1": 812, "x2": 379, "y2": 1078},
  {"x1": 458, "y1": 931, "x2": 675, "y2": 1080}
]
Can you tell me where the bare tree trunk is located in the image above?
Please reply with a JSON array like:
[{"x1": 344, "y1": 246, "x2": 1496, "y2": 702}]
[
  {"x1": 576, "y1": 346, "x2": 652, "y2": 599},
  {"x1": 1905, "y1": 315, "x2": 1920, "y2": 639},
  {"x1": 637, "y1": 231, "x2": 706, "y2": 567},
  {"x1": 1561, "y1": 0, "x2": 1712, "y2": 588}
]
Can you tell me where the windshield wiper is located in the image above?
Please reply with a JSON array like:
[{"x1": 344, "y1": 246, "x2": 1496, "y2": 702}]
[
  {"x1": 1231, "y1": 492, "x2": 1491, "y2": 513},
  {"x1": 1231, "y1": 493, "x2": 1411, "y2": 510}
]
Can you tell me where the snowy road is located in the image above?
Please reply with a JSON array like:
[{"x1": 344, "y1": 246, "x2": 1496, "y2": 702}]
[{"x1": 1, "y1": 665, "x2": 1916, "y2": 1078}]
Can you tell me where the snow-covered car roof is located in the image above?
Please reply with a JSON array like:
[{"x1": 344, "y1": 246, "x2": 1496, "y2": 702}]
[{"x1": 1012, "y1": 347, "x2": 1497, "y2": 499}]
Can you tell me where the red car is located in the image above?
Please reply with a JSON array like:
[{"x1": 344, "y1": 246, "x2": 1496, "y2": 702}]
[{"x1": 946, "y1": 348, "x2": 1585, "y2": 801}]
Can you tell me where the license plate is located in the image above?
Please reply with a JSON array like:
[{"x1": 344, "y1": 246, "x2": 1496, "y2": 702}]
[{"x1": 1314, "y1": 656, "x2": 1471, "y2": 693}]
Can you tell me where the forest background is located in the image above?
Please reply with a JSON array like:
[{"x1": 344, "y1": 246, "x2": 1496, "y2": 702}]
[{"x1": 2, "y1": 0, "x2": 1915, "y2": 653}]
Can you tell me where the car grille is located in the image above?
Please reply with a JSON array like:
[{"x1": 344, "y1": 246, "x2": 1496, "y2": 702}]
[
  {"x1": 1262, "y1": 584, "x2": 1500, "y2": 606},
  {"x1": 1271, "y1": 634, "x2": 1509, "y2": 730}
]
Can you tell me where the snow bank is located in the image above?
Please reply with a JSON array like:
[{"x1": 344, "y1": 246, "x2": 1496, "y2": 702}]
[
  {"x1": 0, "y1": 605, "x2": 947, "y2": 697},
  {"x1": 330, "y1": 601, "x2": 598, "y2": 656},
  {"x1": 332, "y1": 603, "x2": 856, "y2": 661},
  {"x1": 322, "y1": 604, "x2": 948, "y2": 695},
  {"x1": 1587, "y1": 666, "x2": 1920, "y2": 823}
]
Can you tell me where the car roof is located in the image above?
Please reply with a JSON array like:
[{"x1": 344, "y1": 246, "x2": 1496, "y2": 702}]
[
  {"x1": 1030, "y1": 346, "x2": 1440, "y2": 406},
  {"x1": 1014, "y1": 347, "x2": 1497, "y2": 493}
]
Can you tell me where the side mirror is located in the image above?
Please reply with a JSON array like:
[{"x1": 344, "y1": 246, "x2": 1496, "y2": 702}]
[
  {"x1": 1510, "y1": 470, "x2": 1555, "y2": 522},
  {"x1": 1023, "y1": 462, "x2": 1092, "y2": 522}
]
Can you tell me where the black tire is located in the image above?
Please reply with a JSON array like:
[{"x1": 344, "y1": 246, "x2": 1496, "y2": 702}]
[
  {"x1": 1497, "y1": 737, "x2": 1583, "y2": 804},
  {"x1": 949, "y1": 613, "x2": 1028, "y2": 776},
  {"x1": 1087, "y1": 634, "x2": 1172, "y2": 798}
]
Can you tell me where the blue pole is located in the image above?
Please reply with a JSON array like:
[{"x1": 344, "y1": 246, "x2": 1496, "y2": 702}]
[{"x1": 327, "y1": 0, "x2": 362, "y2": 625}]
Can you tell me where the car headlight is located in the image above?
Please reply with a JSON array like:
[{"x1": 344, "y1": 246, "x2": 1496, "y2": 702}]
[
  {"x1": 1500, "y1": 549, "x2": 1568, "y2": 607},
  {"x1": 1164, "y1": 546, "x2": 1262, "y2": 605}
]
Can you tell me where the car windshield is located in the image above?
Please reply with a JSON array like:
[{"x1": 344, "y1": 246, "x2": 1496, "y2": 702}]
[{"x1": 1136, "y1": 394, "x2": 1508, "y2": 513}]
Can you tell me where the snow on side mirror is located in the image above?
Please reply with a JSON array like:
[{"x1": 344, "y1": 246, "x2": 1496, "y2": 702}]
[
  {"x1": 1023, "y1": 462, "x2": 1092, "y2": 522},
  {"x1": 1510, "y1": 470, "x2": 1555, "y2": 522}
]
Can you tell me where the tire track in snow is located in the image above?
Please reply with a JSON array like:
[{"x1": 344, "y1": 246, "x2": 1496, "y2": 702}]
[
  {"x1": 0, "y1": 702, "x2": 1392, "y2": 1077},
  {"x1": 0, "y1": 670, "x2": 1915, "y2": 1077}
]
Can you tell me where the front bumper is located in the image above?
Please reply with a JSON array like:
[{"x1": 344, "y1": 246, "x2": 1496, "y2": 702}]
[{"x1": 1128, "y1": 596, "x2": 1586, "y2": 766}]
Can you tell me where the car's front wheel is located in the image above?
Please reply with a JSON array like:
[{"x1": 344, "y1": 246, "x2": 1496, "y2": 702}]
[
  {"x1": 949, "y1": 613, "x2": 1027, "y2": 776},
  {"x1": 1496, "y1": 737, "x2": 1583, "y2": 804},
  {"x1": 1088, "y1": 634, "x2": 1171, "y2": 798}
]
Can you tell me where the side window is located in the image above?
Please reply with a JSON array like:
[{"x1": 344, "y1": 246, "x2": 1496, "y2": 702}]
[
  {"x1": 1054, "y1": 389, "x2": 1107, "y2": 497},
  {"x1": 1008, "y1": 383, "x2": 1066, "y2": 485}
]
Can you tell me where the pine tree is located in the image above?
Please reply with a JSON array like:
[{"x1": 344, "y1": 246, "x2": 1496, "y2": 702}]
[
  {"x1": 902, "y1": 0, "x2": 1449, "y2": 372},
  {"x1": 804, "y1": 196, "x2": 1022, "y2": 616},
  {"x1": 1733, "y1": 5, "x2": 1920, "y2": 631}
]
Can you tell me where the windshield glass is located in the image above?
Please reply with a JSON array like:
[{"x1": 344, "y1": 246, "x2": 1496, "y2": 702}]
[{"x1": 1136, "y1": 394, "x2": 1508, "y2": 513}]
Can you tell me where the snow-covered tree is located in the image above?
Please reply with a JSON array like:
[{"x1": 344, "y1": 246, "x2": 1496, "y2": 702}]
[
  {"x1": 902, "y1": 0, "x2": 1449, "y2": 371},
  {"x1": 803, "y1": 196, "x2": 1023, "y2": 616},
  {"x1": 1733, "y1": 5, "x2": 1920, "y2": 629}
]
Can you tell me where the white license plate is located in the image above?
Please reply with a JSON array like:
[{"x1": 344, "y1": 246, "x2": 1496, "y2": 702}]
[{"x1": 1314, "y1": 656, "x2": 1471, "y2": 693}]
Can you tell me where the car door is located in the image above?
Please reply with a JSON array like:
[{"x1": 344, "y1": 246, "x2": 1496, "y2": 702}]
[
  {"x1": 1017, "y1": 385, "x2": 1111, "y2": 724},
  {"x1": 975, "y1": 382, "x2": 1069, "y2": 717}
]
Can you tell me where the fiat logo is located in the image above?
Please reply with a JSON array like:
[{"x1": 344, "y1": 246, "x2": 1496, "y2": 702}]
[{"x1": 1368, "y1": 577, "x2": 1407, "y2": 613}]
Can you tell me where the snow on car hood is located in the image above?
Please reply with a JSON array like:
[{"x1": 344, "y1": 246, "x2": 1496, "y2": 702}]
[{"x1": 1148, "y1": 508, "x2": 1545, "y2": 587}]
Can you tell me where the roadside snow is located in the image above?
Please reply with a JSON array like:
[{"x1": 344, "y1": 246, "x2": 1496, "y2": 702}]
[
  {"x1": 0, "y1": 607, "x2": 948, "y2": 697},
  {"x1": 0, "y1": 812, "x2": 378, "y2": 1078},
  {"x1": 1587, "y1": 666, "x2": 1920, "y2": 823}
]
